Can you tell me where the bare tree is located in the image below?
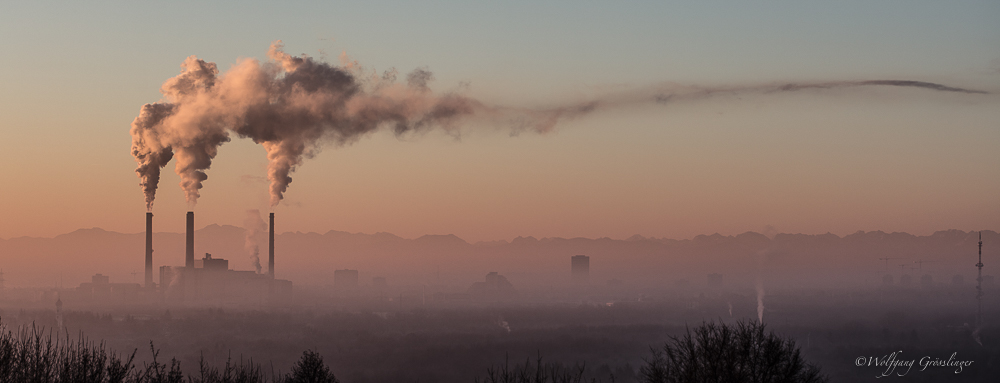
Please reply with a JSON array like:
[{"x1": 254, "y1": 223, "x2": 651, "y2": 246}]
[
  {"x1": 640, "y1": 321, "x2": 827, "y2": 383},
  {"x1": 283, "y1": 350, "x2": 339, "y2": 383}
]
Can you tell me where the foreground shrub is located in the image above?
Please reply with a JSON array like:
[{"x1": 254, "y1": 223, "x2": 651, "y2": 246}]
[
  {"x1": 0, "y1": 318, "x2": 339, "y2": 383},
  {"x1": 639, "y1": 321, "x2": 827, "y2": 383},
  {"x1": 284, "y1": 350, "x2": 339, "y2": 383},
  {"x1": 476, "y1": 355, "x2": 595, "y2": 383}
]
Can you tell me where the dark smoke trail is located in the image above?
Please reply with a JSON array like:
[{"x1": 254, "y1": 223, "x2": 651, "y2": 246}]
[
  {"x1": 129, "y1": 42, "x2": 989, "y2": 208},
  {"x1": 535, "y1": 79, "x2": 990, "y2": 122},
  {"x1": 776, "y1": 80, "x2": 988, "y2": 94}
]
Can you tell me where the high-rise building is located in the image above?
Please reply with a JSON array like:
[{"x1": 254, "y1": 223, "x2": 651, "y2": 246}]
[
  {"x1": 571, "y1": 255, "x2": 589, "y2": 283},
  {"x1": 334, "y1": 269, "x2": 359, "y2": 289}
]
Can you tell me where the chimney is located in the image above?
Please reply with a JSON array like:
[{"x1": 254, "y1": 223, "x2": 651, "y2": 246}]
[
  {"x1": 269, "y1": 212, "x2": 275, "y2": 278},
  {"x1": 145, "y1": 212, "x2": 153, "y2": 289},
  {"x1": 186, "y1": 211, "x2": 195, "y2": 268}
]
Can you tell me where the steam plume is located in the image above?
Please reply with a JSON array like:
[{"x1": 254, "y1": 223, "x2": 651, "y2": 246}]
[
  {"x1": 754, "y1": 249, "x2": 768, "y2": 323},
  {"x1": 130, "y1": 104, "x2": 175, "y2": 210},
  {"x1": 243, "y1": 209, "x2": 266, "y2": 274},
  {"x1": 130, "y1": 42, "x2": 990, "y2": 208},
  {"x1": 756, "y1": 278, "x2": 765, "y2": 323}
]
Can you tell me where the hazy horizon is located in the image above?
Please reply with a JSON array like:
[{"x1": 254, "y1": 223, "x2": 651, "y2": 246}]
[
  {"x1": 3, "y1": 221, "x2": 996, "y2": 243},
  {"x1": 1, "y1": 221, "x2": 992, "y2": 290}
]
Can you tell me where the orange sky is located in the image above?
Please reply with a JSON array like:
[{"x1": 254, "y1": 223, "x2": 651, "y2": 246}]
[
  {"x1": 1, "y1": 88, "x2": 997, "y2": 242},
  {"x1": 0, "y1": 2, "x2": 997, "y2": 242}
]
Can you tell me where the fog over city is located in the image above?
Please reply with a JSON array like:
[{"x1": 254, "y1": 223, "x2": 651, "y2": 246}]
[{"x1": 0, "y1": 221, "x2": 995, "y2": 381}]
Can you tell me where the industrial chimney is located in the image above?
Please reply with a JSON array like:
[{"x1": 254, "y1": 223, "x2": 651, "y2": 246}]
[
  {"x1": 269, "y1": 212, "x2": 275, "y2": 278},
  {"x1": 145, "y1": 212, "x2": 153, "y2": 289},
  {"x1": 186, "y1": 211, "x2": 195, "y2": 268}
]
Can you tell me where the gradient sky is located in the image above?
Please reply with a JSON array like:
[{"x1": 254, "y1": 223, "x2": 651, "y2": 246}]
[{"x1": 0, "y1": 1, "x2": 998, "y2": 242}]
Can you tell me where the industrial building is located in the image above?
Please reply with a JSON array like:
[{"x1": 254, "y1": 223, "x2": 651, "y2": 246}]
[
  {"x1": 147, "y1": 211, "x2": 292, "y2": 305},
  {"x1": 75, "y1": 273, "x2": 142, "y2": 303},
  {"x1": 468, "y1": 272, "x2": 516, "y2": 299}
]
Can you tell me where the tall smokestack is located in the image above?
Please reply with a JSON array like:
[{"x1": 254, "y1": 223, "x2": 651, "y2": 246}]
[
  {"x1": 269, "y1": 212, "x2": 274, "y2": 278},
  {"x1": 145, "y1": 212, "x2": 153, "y2": 289},
  {"x1": 186, "y1": 211, "x2": 195, "y2": 268}
]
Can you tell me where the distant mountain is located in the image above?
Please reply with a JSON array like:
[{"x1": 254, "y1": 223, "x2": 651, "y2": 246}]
[{"x1": 0, "y1": 228, "x2": 994, "y2": 290}]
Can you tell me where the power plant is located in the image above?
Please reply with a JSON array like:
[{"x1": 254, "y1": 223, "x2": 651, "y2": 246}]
[{"x1": 142, "y1": 211, "x2": 292, "y2": 306}]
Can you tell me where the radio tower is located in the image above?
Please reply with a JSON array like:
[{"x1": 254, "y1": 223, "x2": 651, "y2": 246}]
[{"x1": 975, "y1": 232, "x2": 984, "y2": 334}]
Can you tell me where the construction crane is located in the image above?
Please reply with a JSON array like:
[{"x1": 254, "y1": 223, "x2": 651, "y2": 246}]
[{"x1": 878, "y1": 257, "x2": 906, "y2": 272}]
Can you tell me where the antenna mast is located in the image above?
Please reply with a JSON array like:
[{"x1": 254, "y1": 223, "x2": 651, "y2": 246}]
[{"x1": 976, "y1": 232, "x2": 984, "y2": 332}]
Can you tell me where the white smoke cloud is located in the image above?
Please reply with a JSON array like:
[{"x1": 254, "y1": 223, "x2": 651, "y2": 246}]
[
  {"x1": 130, "y1": 42, "x2": 990, "y2": 209},
  {"x1": 243, "y1": 209, "x2": 267, "y2": 274}
]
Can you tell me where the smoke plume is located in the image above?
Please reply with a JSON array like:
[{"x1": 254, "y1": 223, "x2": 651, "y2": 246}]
[
  {"x1": 243, "y1": 209, "x2": 266, "y2": 274},
  {"x1": 130, "y1": 42, "x2": 990, "y2": 209},
  {"x1": 754, "y1": 249, "x2": 769, "y2": 323},
  {"x1": 756, "y1": 278, "x2": 765, "y2": 323}
]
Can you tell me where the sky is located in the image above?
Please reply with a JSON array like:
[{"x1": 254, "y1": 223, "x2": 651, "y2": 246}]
[{"x1": 0, "y1": 1, "x2": 998, "y2": 242}]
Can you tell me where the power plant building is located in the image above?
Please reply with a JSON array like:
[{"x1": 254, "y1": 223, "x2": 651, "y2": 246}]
[
  {"x1": 468, "y1": 272, "x2": 516, "y2": 299},
  {"x1": 149, "y1": 211, "x2": 292, "y2": 306},
  {"x1": 76, "y1": 273, "x2": 141, "y2": 303}
]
